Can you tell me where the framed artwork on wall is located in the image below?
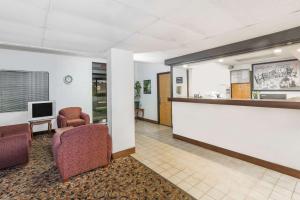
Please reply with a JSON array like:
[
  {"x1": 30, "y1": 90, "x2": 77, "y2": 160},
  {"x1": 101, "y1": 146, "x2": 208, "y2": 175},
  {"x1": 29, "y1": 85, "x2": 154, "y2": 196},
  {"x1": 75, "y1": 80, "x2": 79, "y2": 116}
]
[
  {"x1": 252, "y1": 59, "x2": 300, "y2": 91},
  {"x1": 176, "y1": 77, "x2": 183, "y2": 84},
  {"x1": 143, "y1": 80, "x2": 151, "y2": 94}
]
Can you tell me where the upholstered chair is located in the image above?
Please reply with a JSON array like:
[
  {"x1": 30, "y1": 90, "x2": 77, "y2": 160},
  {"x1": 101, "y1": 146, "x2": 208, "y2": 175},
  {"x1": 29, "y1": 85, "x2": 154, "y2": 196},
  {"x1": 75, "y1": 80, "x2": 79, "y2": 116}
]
[
  {"x1": 57, "y1": 107, "x2": 90, "y2": 128},
  {"x1": 0, "y1": 123, "x2": 31, "y2": 169},
  {"x1": 52, "y1": 124, "x2": 112, "y2": 181}
]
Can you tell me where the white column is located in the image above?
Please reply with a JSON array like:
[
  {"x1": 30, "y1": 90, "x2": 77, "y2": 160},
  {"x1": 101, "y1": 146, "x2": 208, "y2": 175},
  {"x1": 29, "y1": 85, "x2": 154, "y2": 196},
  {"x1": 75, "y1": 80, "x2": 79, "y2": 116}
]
[{"x1": 107, "y1": 48, "x2": 135, "y2": 153}]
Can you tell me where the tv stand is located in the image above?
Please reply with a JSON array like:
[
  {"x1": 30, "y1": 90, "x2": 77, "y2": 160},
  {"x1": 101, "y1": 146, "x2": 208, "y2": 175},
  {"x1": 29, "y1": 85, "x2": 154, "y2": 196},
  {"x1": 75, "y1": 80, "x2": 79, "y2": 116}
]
[{"x1": 29, "y1": 119, "x2": 53, "y2": 136}]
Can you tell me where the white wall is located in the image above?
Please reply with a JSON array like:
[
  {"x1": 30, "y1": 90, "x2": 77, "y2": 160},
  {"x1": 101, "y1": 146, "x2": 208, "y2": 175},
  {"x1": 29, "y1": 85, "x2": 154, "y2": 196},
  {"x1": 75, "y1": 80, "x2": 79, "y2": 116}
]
[
  {"x1": 134, "y1": 62, "x2": 170, "y2": 121},
  {"x1": 108, "y1": 49, "x2": 135, "y2": 153},
  {"x1": 0, "y1": 49, "x2": 105, "y2": 131},
  {"x1": 189, "y1": 62, "x2": 230, "y2": 98},
  {"x1": 173, "y1": 102, "x2": 300, "y2": 170}
]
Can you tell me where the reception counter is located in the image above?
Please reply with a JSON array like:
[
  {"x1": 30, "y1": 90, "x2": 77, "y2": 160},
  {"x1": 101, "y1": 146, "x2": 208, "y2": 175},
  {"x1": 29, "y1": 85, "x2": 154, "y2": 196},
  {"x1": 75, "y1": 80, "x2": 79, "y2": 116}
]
[{"x1": 170, "y1": 97, "x2": 300, "y2": 178}]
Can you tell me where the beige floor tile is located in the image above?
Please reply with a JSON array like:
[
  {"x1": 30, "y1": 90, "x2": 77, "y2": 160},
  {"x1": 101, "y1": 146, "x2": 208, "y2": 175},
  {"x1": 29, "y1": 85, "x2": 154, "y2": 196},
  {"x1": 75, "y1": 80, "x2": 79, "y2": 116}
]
[
  {"x1": 168, "y1": 175, "x2": 182, "y2": 184},
  {"x1": 199, "y1": 195, "x2": 215, "y2": 200},
  {"x1": 295, "y1": 182, "x2": 300, "y2": 194},
  {"x1": 276, "y1": 178, "x2": 296, "y2": 191},
  {"x1": 261, "y1": 174, "x2": 278, "y2": 184},
  {"x1": 183, "y1": 176, "x2": 202, "y2": 186},
  {"x1": 177, "y1": 182, "x2": 194, "y2": 192},
  {"x1": 188, "y1": 187, "x2": 205, "y2": 199},
  {"x1": 293, "y1": 193, "x2": 300, "y2": 200},
  {"x1": 269, "y1": 186, "x2": 292, "y2": 200},
  {"x1": 194, "y1": 182, "x2": 212, "y2": 193},
  {"x1": 206, "y1": 188, "x2": 226, "y2": 200}
]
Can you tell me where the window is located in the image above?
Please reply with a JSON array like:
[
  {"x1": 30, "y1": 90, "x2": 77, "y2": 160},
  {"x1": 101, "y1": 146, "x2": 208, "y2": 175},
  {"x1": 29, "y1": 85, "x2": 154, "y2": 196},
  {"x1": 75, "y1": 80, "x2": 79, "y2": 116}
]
[{"x1": 0, "y1": 70, "x2": 49, "y2": 113}]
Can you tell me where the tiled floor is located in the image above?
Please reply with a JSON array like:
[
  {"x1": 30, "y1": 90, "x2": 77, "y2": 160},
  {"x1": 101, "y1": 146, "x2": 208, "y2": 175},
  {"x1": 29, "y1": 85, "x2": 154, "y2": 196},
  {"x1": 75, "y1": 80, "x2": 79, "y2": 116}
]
[{"x1": 132, "y1": 120, "x2": 300, "y2": 200}]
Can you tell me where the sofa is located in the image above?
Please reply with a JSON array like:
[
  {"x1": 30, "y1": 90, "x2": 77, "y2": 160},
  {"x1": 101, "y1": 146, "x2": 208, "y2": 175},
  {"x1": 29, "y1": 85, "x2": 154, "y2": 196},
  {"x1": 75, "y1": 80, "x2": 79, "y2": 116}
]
[
  {"x1": 52, "y1": 124, "x2": 112, "y2": 181},
  {"x1": 0, "y1": 123, "x2": 31, "y2": 169},
  {"x1": 57, "y1": 107, "x2": 90, "y2": 128}
]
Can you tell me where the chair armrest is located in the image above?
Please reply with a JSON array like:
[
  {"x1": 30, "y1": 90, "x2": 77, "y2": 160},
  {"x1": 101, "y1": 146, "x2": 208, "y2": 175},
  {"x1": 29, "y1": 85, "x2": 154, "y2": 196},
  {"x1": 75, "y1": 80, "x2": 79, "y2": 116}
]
[
  {"x1": 0, "y1": 134, "x2": 29, "y2": 169},
  {"x1": 0, "y1": 134, "x2": 29, "y2": 157},
  {"x1": 80, "y1": 112, "x2": 90, "y2": 124},
  {"x1": 57, "y1": 115, "x2": 68, "y2": 128},
  {"x1": 0, "y1": 123, "x2": 29, "y2": 133}
]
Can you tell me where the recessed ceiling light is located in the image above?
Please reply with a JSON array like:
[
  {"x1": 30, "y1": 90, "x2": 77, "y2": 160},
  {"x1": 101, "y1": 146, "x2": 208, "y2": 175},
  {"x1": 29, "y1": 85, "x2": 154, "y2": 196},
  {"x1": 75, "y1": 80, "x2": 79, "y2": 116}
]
[
  {"x1": 273, "y1": 48, "x2": 282, "y2": 54},
  {"x1": 218, "y1": 59, "x2": 224, "y2": 62},
  {"x1": 183, "y1": 64, "x2": 188, "y2": 68}
]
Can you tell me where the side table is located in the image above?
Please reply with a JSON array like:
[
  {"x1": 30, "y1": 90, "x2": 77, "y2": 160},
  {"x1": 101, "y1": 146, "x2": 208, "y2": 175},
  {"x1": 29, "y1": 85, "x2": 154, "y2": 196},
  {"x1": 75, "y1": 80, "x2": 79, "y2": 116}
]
[{"x1": 29, "y1": 119, "x2": 53, "y2": 137}]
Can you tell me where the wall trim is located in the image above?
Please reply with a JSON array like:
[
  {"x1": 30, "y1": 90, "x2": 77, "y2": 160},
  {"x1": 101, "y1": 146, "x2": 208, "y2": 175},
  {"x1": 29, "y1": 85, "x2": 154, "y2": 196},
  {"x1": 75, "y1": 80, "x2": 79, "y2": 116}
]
[
  {"x1": 112, "y1": 147, "x2": 136, "y2": 159},
  {"x1": 136, "y1": 117, "x2": 158, "y2": 124},
  {"x1": 173, "y1": 133, "x2": 300, "y2": 179}
]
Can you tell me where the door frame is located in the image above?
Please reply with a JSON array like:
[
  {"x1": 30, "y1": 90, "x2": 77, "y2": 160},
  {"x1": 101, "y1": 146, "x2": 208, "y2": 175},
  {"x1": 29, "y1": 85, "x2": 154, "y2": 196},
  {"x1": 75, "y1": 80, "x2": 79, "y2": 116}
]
[{"x1": 157, "y1": 72, "x2": 172, "y2": 126}]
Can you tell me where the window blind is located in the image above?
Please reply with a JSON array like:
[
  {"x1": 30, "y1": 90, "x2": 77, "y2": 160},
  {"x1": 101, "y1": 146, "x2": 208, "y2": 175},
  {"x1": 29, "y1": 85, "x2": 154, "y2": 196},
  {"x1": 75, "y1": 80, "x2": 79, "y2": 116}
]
[{"x1": 0, "y1": 70, "x2": 49, "y2": 113}]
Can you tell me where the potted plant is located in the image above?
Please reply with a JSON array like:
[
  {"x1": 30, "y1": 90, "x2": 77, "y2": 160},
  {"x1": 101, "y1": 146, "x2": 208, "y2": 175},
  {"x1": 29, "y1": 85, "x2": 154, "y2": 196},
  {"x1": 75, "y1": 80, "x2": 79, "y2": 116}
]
[{"x1": 134, "y1": 81, "x2": 141, "y2": 109}]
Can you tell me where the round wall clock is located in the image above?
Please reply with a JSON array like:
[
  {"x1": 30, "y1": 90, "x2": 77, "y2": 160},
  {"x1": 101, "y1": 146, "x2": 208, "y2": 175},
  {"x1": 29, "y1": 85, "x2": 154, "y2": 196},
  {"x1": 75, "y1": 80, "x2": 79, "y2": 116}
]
[{"x1": 63, "y1": 75, "x2": 73, "y2": 84}]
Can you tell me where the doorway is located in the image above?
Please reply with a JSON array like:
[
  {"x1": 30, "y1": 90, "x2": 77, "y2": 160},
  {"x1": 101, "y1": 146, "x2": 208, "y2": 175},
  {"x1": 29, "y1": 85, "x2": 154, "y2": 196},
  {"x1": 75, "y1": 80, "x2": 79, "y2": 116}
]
[
  {"x1": 231, "y1": 83, "x2": 251, "y2": 99},
  {"x1": 92, "y1": 62, "x2": 107, "y2": 124},
  {"x1": 157, "y1": 72, "x2": 172, "y2": 126}
]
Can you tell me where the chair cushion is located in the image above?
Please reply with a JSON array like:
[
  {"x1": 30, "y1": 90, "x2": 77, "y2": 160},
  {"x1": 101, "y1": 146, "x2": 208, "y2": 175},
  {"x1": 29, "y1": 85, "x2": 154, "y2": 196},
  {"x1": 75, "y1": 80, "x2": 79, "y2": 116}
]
[
  {"x1": 60, "y1": 107, "x2": 82, "y2": 119},
  {"x1": 66, "y1": 119, "x2": 85, "y2": 127}
]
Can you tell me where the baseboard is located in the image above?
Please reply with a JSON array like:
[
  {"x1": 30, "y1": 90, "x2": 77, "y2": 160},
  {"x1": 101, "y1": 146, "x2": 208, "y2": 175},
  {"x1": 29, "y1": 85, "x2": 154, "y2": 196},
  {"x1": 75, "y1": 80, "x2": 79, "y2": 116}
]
[
  {"x1": 173, "y1": 133, "x2": 300, "y2": 179},
  {"x1": 136, "y1": 117, "x2": 158, "y2": 124},
  {"x1": 112, "y1": 147, "x2": 136, "y2": 159}
]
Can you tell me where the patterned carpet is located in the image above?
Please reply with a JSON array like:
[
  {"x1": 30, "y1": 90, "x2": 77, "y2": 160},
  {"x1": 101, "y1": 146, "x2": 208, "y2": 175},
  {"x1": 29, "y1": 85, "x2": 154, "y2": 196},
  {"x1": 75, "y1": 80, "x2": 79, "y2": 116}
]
[{"x1": 0, "y1": 134, "x2": 195, "y2": 200}]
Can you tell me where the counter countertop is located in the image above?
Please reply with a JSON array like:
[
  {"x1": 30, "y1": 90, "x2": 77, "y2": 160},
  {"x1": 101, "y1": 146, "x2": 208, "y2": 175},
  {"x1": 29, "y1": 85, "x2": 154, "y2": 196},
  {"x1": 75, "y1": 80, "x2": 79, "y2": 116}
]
[{"x1": 169, "y1": 97, "x2": 300, "y2": 109}]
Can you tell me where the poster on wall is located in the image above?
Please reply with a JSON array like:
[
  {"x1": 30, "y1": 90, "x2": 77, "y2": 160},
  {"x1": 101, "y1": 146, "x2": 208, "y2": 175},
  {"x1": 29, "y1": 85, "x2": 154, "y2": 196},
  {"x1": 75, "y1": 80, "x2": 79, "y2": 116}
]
[
  {"x1": 176, "y1": 77, "x2": 183, "y2": 84},
  {"x1": 143, "y1": 80, "x2": 151, "y2": 94},
  {"x1": 252, "y1": 59, "x2": 300, "y2": 91}
]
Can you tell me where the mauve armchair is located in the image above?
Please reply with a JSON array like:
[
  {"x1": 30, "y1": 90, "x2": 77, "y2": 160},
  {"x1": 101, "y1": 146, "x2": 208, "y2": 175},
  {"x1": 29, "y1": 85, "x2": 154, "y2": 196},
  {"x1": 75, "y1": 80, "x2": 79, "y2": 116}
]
[
  {"x1": 0, "y1": 123, "x2": 31, "y2": 169},
  {"x1": 57, "y1": 107, "x2": 90, "y2": 128},
  {"x1": 52, "y1": 124, "x2": 112, "y2": 181}
]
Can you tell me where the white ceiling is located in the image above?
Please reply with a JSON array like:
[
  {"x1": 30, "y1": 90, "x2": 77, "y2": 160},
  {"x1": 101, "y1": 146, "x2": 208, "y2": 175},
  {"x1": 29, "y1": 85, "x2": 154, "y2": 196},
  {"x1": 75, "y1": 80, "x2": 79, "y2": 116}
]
[{"x1": 0, "y1": 0, "x2": 300, "y2": 62}]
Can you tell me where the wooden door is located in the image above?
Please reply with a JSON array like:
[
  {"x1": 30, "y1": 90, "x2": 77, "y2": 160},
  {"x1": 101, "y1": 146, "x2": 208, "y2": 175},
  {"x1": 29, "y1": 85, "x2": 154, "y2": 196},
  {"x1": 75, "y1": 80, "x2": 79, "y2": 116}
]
[
  {"x1": 231, "y1": 83, "x2": 251, "y2": 99},
  {"x1": 158, "y1": 73, "x2": 172, "y2": 126}
]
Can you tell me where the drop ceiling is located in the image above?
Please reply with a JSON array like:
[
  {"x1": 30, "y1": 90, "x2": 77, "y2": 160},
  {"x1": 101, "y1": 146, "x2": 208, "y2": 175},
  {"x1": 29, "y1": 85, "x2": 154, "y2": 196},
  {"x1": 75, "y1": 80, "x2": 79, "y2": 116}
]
[{"x1": 0, "y1": 0, "x2": 300, "y2": 62}]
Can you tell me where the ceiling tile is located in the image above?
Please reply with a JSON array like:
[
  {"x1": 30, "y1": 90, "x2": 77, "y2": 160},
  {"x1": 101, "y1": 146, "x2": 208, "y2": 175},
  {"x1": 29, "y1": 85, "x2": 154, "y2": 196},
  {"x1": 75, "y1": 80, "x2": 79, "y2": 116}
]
[
  {"x1": 165, "y1": 0, "x2": 243, "y2": 36},
  {"x1": 139, "y1": 20, "x2": 205, "y2": 44},
  {"x1": 46, "y1": 11, "x2": 132, "y2": 44},
  {"x1": 213, "y1": 0, "x2": 300, "y2": 25},
  {"x1": 0, "y1": 0, "x2": 47, "y2": 27},
  {"x1": 117, "y1": 33, "x2": 180, "y2": 52},
  {"x1": 0, "y1": 31, "x2": 43, "y2": 47},
  {"x1": 0, "y1": 19, "x2": 43, "y2": 46},
  {"x1": 44, "y1": 29, "x2": 113, "y2": 52},
  {"x1": 114, "y1": 0, "x2": 190, "y2": 18},
  {"x1": 13, "y1": 0, "x2": 50, "y2": 10},
  {"x1": 0, "y1": 20, "x2": 44, "y2": 38},
  {"x1": 43, "y1": 39, "x2": 102, "y2": 55},
  {"x1": 51, "y1": 0, "x2": 157, "y2": 32}
]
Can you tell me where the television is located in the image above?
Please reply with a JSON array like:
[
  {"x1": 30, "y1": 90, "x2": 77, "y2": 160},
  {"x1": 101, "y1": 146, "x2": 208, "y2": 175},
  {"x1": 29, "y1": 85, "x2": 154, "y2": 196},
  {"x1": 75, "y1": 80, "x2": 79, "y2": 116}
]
[{"x1": 28, "y1": 101, "x2": 56, "y2": 121}]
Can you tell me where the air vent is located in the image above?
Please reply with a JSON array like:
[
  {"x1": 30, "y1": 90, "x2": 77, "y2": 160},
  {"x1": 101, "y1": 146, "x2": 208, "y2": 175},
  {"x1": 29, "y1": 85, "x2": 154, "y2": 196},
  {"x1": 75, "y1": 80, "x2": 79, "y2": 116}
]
[{"x1": 235, "y1": 54, "x2": 277, "y2": 62}]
